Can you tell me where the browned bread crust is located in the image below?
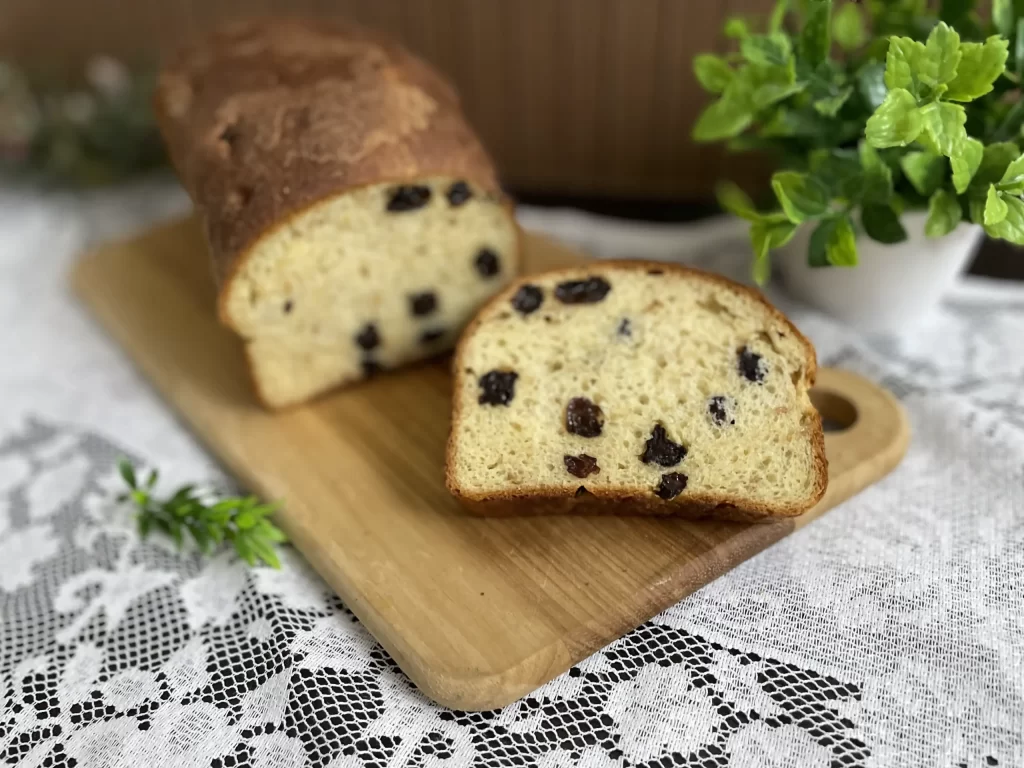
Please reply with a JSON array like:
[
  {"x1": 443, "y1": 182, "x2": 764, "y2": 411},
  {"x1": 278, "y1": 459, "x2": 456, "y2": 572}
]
[
  {"x1": 445, "y1": 260, "x2": 828, "y2": 522},
  {"x1": 154, "y1": 16, "x2": 505, "y2": 299}
]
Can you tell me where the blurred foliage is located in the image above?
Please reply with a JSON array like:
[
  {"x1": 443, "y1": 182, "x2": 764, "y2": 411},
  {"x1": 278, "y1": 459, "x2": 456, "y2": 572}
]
[{"x1": 0, "y1": 56, "x2": 166, "y2": 187}]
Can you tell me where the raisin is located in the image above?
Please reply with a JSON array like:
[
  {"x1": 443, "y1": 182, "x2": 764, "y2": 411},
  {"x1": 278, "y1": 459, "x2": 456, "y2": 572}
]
[
  {"x1": 554, "y1": 276, "x2": 612, "y2": 304},
  {"x1": 564, "y1": 454, "x2": 600, "y2": 478},
  {"x1": 446, "y1": 180, "x2": 472, "y2": 206},
  {"x1": 641, "y1": 424, "x2": 687, "y2": 467},
  {"x1": 474, "y1": 248, "x2": 501, "y2": 278},
  {"x1": 478, "y1": 370, "x2": 518, "y2": 406},
  {"x1": 386, "y1": 185, "x2": 431, "y2": 212},
  {"x1": 565, "y1": 397, "x2": 604, "y2": 437},
  {"x1": 283, "y1": 300, "x2": 294, "y2": 314},
  {"x1": 362, "y1": 359, "x2": 383, "y2": 378},
  {"x1": 511, "y1": 284, "x2": 544, "y2": 315},
  {"x1": 419, "y1": 328, "x2": 445, "y2": 344},
  {"x1": 647, "y1": 268, "x2": 664, "y2": 276},
  {"x1": 617, "y1": 318, "x2": 632, "y2": 337},
  {"x1": 655, "y1": 472, "x2": 688, "y2": 500},
  {"x1": 738, "y1": 346, "x2": 766, "y2": 383},
  {"x1": 574, "y1": 486, "x2": 591, "y2": 497},
  {"x1": 409, "y1": 291, "x2": 438, "y2": 317},
  {"x1": 355, "y1": 323, "x2": 380, "y2": 351},
  {"x1": 708, "y1": 396, "x2": 735, "y2": 426}
]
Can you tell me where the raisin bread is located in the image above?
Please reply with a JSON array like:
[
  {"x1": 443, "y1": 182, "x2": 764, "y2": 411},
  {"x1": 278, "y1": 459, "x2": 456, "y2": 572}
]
[
  {"x1": 445, "y1": 262, "x2": 827, "y2": 521},
  {"x1": 154, "y1": 18, "x2": 520, "y2": 408}
]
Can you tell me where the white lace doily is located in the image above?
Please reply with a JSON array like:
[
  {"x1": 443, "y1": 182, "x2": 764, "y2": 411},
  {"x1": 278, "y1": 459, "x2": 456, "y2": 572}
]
[{"x1": 1, "y1": 180, "x2": 1021, "y2": 768}]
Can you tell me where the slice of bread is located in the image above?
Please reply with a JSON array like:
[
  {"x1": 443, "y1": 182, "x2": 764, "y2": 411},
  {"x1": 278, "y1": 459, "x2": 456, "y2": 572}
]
[{"x1": 445, "y1": 261, "x2": 827, "y2": 521}]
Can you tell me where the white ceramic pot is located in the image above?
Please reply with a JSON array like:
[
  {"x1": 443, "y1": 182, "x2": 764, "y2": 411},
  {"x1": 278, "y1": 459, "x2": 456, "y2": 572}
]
[{"x1": 776, "y1": 210, "x2": 984, "y2": 334}]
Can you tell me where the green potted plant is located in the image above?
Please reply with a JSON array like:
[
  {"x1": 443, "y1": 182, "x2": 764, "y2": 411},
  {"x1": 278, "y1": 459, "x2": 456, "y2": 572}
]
[{"x1": 692, "y1": 0, "x2": 1024, "y2": 332}]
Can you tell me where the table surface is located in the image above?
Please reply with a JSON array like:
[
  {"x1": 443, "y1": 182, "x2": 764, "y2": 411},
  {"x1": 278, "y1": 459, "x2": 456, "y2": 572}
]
[{"x1": 0, "y1": 178, "x2": 1022, "y2": 768}]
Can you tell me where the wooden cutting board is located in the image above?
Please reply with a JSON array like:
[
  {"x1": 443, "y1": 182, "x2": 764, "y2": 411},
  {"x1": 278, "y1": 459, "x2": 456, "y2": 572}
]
[{"x1": 72, "y1": 217, "x2": 909, "y2": 711}]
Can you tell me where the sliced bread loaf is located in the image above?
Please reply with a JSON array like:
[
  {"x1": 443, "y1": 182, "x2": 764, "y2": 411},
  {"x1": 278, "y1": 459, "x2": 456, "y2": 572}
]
[
  {"x1": 154, "y1": 19, "x2": 520, "y2": 408},
  {"x1": 445, "y1": 261, "x2": 827, "y2": 520}
]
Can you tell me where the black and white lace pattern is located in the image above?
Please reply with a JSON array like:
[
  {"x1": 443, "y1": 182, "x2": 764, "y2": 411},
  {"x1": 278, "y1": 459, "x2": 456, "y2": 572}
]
[{"x1": 1, "y1": 187, "x2": 1022, "y2": 767}]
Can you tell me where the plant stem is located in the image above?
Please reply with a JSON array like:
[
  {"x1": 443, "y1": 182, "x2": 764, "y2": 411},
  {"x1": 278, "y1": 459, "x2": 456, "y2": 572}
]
[{"x1": 991, "y1": 99, "x2": 1024, "y2": 143}]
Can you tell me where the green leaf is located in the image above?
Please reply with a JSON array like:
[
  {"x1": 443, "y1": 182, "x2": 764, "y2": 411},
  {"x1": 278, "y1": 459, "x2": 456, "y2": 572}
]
[
  {"x1": 945, "y1": 37, "x2": 1010, "y2": 102},
  {"x1": 724, "y1": 17, "x2": 750, "y2": 39},
  {"x1": 925, "y1": 189, "x2": 963, "y2": 237},
  {"x1": 918, "y1": 101, "x2": 967, "y2": 158},
  {"x1": 255, "y1": 520, "x2": 288, "y2": 543},
  {"x1": 233, "y1": 534, "x2": 257, "y2": 566},
  {"x1": 986, "y1": 195, "x2": 1024, "y2": 244},
  {"x1": 750, "y1": 218, "x2": 799, "y2": 260},
  {"x1": 985, "y1": 185, "x2": 1009, "y2": 225},
  {"x1": 717, "y1": 182, "x2": 760, "y2": 221},
  {"x1": 250, "y1": 537, "x2": 282, "y2": 569},
  {"x1": 951, "y1": 137, "x2": 983, "y2": 194},
  {"x1": 741, "y1": 34, "x2": 792, "y2": 67},
  {"x1": 860, "y1": 142, "x2": 894, "y2": 203},
  {"x1": 137, "y1": 514, "x2": 152, "y2": 538},
  {"x1": 799, "y1": 0, "x2": 833, "y2": 65},
  {"x1": 769, "y1": 0, "x2": 790, "y2": 33},
  {"x1": 919, "y1": 22, "x2": 961, "y2": 92},
  {"x1": 998, "y1": 152, "x2": 1024, "y2": 193},
  {"x1": 994, "y1": 0, "x2": 1014, "y2": 37},
  {"x1": 118, "y1": 459, "x2": 137, "y2": 489},
  {"x1": 970, "y1": 142, "x2": 1021, "y2": 192},
  {"x1": 885, "y1": 37, "x2": 926, "y2": 94},
  {"x1": 744, "y1": 64, "x2": 803, "y2": 110},
  {"x1": 168, "y1": 520, "x2": 184, "y2": 548},
  {"x1": 813, "y1": 85, "x2": 854, "y2": 117},
  {"x1": 866, "y1": 89, "x2": 923, "y2": 148},
  {"x1": 771, "y1": 171, "x2": 831, "y2": 222},
  {"x1": 694, "y1": 54, "x2": 733, "y2": 93},
  {"x1": 235, "y1": 510, "x2": 257, "y2": 530},
  {"x1": 833, "y1": 3, "x2": 866, "y2": 51},
  {"x1": 145, "y1": 469, "x2": 159, "y2": 489},
  {"x1": 188, "y1": 522, "x2": 211, "y2": 553},
  {"x1": 969, "y1": 196, "x2": 987, "y2": 225},
  {"x1": 807, "y1": 215, "x2": 858, "y2": 267},
  {"x1": 752, "y1": 253, "x2": 772, "y2": 285},
  {"x1": 857, "y1": 62, "x2": 888, "y2": 110},
  {"x1": 810, "y1": 149, "x2": 864, "y2": 199},
  {"x1": 749, "y1": 217, "x2": 797, "y2": 285},
  {"x1": 861, "y1": 204, "x2": 908, "y2": 244},
  {"x1": 692, "y1": 96, "x2": 753, "y2": 141},
  {"x1": 825, "y1": 214, "x2": 858, "y2": 266}
]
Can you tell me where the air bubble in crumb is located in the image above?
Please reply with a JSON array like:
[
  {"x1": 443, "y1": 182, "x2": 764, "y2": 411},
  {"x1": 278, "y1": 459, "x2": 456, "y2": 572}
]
[
  {"x1": 549, "y1": 361, "x2": 564, "y2": 372},
  {"x1": 639, "y1": 394, "x2": 649, "y2": 405}
]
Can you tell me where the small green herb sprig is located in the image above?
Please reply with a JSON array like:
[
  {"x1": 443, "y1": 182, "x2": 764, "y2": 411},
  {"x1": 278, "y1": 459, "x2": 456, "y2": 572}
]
[
  {"x1": 692, "y1": 0, "x2": 1024, "y2": 281},
  {"x1": 117, "y1": 459, "x2": 287, "y2": 568}
]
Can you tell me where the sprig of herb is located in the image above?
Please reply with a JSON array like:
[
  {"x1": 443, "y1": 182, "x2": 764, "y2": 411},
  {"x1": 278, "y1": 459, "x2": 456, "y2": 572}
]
[{"x1": 116, "y1": 459, "x2": 287, "y2": 568}]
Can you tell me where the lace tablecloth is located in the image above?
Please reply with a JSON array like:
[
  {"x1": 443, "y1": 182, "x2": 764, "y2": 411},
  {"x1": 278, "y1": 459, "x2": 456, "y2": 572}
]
[{"x1": 1, "y1": 180, "x2": 1022, "y2": 768}]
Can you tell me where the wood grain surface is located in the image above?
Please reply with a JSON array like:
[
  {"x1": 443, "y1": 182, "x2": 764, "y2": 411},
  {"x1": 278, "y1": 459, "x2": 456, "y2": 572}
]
[{"x1": 71, "y1": 217, "x2": 910, "y2": 710}]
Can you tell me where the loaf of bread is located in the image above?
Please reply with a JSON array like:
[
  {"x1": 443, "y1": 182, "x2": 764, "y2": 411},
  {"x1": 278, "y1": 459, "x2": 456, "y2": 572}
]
[
  {"x1": 445, "y1": 261, "x2": 827, "y2": 520},
  {"x1": 154, "y1": 18, "x2": 520, "y2": 408}
]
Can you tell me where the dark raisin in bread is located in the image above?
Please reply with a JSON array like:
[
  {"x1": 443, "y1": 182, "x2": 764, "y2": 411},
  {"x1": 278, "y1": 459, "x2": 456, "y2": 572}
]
[
  {"x1": 445, "y1": 261, "x2": 827, "y2": 521},
  {"x1": 154, "y1": 18, "x2": 520, "y2": 408}
]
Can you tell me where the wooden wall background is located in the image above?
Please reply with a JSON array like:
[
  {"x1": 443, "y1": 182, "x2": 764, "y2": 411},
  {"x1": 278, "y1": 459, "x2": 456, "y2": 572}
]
[{"x1": 0, "y1": 0, "x2": 775, "y2": 200}]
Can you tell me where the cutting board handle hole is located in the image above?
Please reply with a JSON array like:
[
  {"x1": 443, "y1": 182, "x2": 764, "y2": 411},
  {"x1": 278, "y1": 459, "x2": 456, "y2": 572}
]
[{"x1": 810, "y1": 389, "x2": 858, "y2": 433}]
